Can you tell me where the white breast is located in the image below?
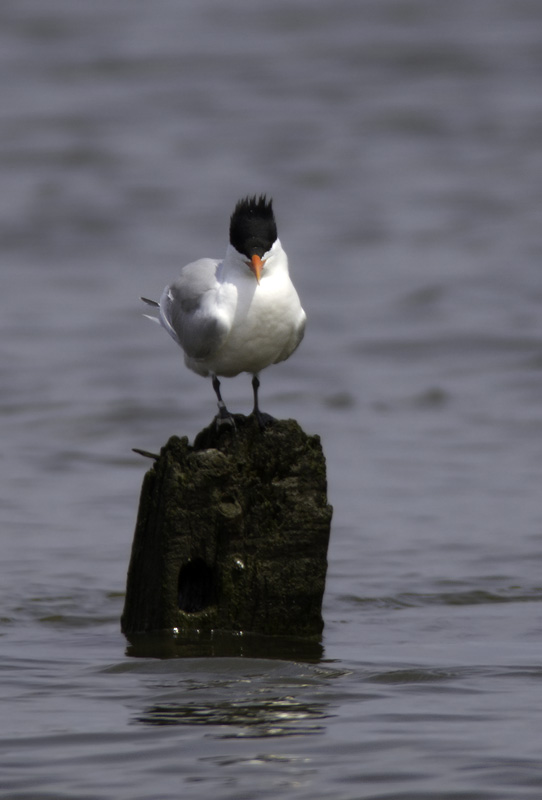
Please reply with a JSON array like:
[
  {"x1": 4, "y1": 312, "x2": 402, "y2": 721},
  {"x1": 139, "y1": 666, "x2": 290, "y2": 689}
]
[{"x1": 185, "y1": 242, "x2": 306, "y2": 378}]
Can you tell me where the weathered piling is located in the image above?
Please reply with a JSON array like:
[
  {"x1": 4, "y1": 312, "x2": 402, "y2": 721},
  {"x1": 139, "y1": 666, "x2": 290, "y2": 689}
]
[{"x1": 121, "y1": 416, "x2": 332, "y2": 639}]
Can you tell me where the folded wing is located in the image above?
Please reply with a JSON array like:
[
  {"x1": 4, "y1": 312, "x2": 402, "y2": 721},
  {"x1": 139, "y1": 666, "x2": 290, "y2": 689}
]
[{"x1": 158, "y1": 258, "x2": 231, "y2": 360}]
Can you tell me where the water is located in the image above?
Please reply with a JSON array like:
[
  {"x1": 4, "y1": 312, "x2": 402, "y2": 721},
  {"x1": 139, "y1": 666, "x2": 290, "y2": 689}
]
[{"x1": 2, "y1": 0, "x2": 542, "y2": 797}]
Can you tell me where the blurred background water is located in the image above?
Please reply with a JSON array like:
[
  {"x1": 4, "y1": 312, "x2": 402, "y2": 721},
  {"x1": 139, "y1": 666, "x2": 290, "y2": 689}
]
[{"x1": 2, "y1": 0, "x2": 542, "y2": 797}]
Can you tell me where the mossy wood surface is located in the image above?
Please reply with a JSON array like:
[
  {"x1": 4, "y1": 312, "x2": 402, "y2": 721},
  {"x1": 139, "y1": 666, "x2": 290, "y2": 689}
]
[{"x1": 121, "y1": 417, "x2": 332, "y2": 638}]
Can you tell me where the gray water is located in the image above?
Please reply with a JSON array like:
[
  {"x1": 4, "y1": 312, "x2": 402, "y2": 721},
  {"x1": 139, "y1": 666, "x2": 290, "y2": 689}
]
[{"x1": 2, "y1": 0, "x2": 542, "y2": 797}]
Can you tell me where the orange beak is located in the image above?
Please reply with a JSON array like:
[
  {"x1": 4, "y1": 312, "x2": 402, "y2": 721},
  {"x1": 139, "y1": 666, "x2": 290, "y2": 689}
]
[{"x1": 249, "y1": 254, "x2": 263, "y2": 284}]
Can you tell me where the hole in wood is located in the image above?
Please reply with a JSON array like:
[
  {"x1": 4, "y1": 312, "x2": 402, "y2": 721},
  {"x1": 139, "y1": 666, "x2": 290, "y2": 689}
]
[{"x1": 177, "y1": 558, "x2": 216, "y2": 613}]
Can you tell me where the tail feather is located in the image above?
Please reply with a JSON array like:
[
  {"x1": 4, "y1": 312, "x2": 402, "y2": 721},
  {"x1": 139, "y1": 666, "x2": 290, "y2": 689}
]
[{"x1": 143, "y1": 313, "x2": 161, "y2": 325}]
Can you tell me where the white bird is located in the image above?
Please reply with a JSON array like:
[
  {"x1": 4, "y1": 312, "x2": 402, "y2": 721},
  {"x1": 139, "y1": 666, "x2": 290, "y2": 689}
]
[{"x1": 142, "y1": 195, "x2": 306, "y2": 427}]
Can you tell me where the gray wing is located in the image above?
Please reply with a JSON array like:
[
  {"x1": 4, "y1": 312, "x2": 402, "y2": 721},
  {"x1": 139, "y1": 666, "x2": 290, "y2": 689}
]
[{"x1": 159, "y1": 258, "x2": 231, "y2": 359}]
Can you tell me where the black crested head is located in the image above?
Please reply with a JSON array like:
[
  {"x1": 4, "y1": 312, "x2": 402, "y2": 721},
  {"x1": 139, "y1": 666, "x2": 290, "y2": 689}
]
[{"x1": 229, "y1": 195, "x2": 278, "y2": 259}]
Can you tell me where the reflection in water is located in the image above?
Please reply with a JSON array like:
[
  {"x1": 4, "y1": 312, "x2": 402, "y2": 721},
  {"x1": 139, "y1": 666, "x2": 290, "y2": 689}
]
[{"x1": 136, "y1": 697, "x2": 330, "y2": 737}]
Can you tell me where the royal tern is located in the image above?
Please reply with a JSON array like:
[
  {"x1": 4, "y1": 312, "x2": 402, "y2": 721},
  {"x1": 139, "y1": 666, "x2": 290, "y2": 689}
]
[{"x1": 142, "y1": 195, "x2": 306, "y2": 427}]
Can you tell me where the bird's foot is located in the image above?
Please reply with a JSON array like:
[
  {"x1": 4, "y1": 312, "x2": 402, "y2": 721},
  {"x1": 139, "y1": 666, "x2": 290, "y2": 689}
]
[
  {"x1": 251, "y1": 409, "x2": 276, "y2": 430},
  {"x1": 215, "y1": 403, "x2": 236, "y2": 430}
]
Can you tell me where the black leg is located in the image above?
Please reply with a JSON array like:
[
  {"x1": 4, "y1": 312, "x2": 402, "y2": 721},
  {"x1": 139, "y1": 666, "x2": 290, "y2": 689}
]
[
  {"x1": 212, "y1": 375, "x2": 235, "y2": 428},
  {"x1": 251, "y1": 374, "x2": 275, "y2": 429}
]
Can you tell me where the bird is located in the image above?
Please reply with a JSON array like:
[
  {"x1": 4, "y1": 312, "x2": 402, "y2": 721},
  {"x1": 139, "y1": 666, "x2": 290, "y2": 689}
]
[{"x1": 142, "y1": 195, "x2": 306, "y2": 428}]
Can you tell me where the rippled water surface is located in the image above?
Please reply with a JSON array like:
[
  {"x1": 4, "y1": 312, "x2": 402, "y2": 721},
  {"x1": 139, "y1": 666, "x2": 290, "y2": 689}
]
[{"x1": 2, "y1": 1, "x2": 542, "y2": 798}]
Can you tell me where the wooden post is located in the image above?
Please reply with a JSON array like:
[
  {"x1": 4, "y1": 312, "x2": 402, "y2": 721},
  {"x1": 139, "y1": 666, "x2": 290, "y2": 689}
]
[{"x1": 121, "y1": 416, "x2": 332, "y2": 639}]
